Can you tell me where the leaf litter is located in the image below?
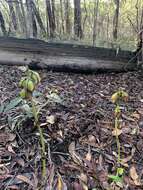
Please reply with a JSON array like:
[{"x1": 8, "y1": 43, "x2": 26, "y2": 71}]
[{"x1": 0, "y1": 65, "x2": 143, "y2": 189}]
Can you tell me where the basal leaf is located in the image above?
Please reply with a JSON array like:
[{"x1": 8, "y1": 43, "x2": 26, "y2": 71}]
[{"x1": 4, "y1": 97, "x2": 22, "y2": 113}]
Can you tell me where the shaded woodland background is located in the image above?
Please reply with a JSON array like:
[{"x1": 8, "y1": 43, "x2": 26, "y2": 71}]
[{"x1": 0, "y1": 0, "x2": 143, "y2": 51}]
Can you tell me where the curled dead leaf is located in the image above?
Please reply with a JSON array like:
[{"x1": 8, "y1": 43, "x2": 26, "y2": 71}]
[
  {"x1": 69, "y1": 142, "x2": 83, "y2": 166},
  {"x1": 85, "y1": 152, "x2": 92, "y2": 162},
  {"x1": 57, "y1": 175, "x2": 63, "y2": 190},
  {"x1": 88, "y1": 135, "x2": 96, "y2": 143},
  {"x1": 0, "y1": 133, "x2": 16, "y2": 144},
  {"x1": 112, "y1": 128, "x2": 122, "y2": 136},
  {"x1": 78, "y1": 173, "x2": 88, "y2": 184},
  {"x1": 46, "y1": 115, "x2": 55, "y2": 124},
  {"x1": 16, "y1": 174, "x2": 34, "y2": 187},
  {"x1": 130, "y1": 166, "x2": 141, "y2": 186}
]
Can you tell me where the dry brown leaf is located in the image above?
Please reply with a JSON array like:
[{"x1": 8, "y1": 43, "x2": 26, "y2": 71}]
[
  {"x1": 69, "y1": 142, "x2": 83, "y2": 166},
  {"x1": 112, "y1": 128, "x2": 122, "y2": 136},
  {"x1": 121, "y1": 147, "x2": 135, "y2": 167},
  {"x1": 57, "y1": 130, "x2": 63, "y2": 138},
  {"x1": 0, "y1": 133, "x2": 16, "y2": 144},
  {"x1": 7, "y1": 145, "x2": 16, "y2": 154},
  {"x1": 122, "y1": 114, "x2": 135, "y2": 122},
  {"x1": 57, "y1": 175, "x2": 63, "y2": 190},
  {"x1": 131, "y1": 112, "x2": 140, "y2": 120},
  {"x1": 78, "y1": 173, "x2": 88, "y2": 184},
  {"x1": 7, "y1": 185, "x2": 20, "y2": 190},
  {"x1": 46, "y1": 115, "x2": 55, "y2": 124},
  {"x1": 80, "y1": 182, "x2": 88, "y2": 190},
  {"x1": 88, "y1": 135, "x2": 96, "y2": 143},
  {"x1": 85, "y1": 146, "x2": 92, "y2": 161},
  {"x1": 47, "y1": 164, "x2": 55, "y2": 190},
  {"x1": 129, "y1": 166, "x2": 141, "y2": 186},
  {"x1": 137, "y1": 108, "x2": 143, "y2": 115},
  {"x1": 85, "y1": 152, "x2": 92, "y2": 161},
  {"x1": 16, "y1": 175, "x2": 34, "y2": 187}
]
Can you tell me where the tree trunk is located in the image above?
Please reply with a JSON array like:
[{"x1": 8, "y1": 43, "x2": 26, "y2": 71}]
[
  {"x1": 60, "y1": 0, "x2": 65, "y2": 35},
  {"x1": 93, "y1": 0, "x2": 99, "y2": 46},
  {"x1": 19, "y1": 0, "x2": 28, "y2": 37},
  {"x1": 26, "y1": 0, "x2": 34, "y2": 37},
  {"x1": 74, "y1": 0, "x2": 83, "y2": 39},
  {"x1": 32, "y1": 0, "x2": 46, "y2": 36},
  {"x1": 140, "y1": 9, "x2": 143, "y2": 63},
  {"x1": 82, "y1": 0, "x2": 88, "y2": 38},
  {"x1": 0, "y1": 10, "x2": 7, "y2": 35},
  {"x1": 26, "y1": 0, "x2": 38, "y2": 38},
  {"x1": 64, "y1": 0, "x2": 70, "y2": 35},
  {"x1": 0, "y1": 49, "x2": 137, "y2": 74},
  {"x1": 106, "y1": 13, "x2": 110, "y2": 43},
  {"x1": 46, "y1": 0, "x2": 56, "y2": 38},
  {"x1": 7, "y1": 0, "x2": 17, "y2": 31},
  {"x1": 15, "y1": 1, "x2": 24, "y2": 34},
  {"x1": 113, "y1": 0, "x2": 120, "y2": 40}
]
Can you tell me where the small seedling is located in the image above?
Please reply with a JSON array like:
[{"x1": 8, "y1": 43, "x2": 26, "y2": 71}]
[
  {"x1": 19, "y1": 69, "x2": 46, "y2": 178},
  {"x1": 109, "y1": 89, "x2": 128, "y2": 183}
]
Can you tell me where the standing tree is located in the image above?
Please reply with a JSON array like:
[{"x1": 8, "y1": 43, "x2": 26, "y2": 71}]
[
  {"x1": 46, "y1": 0, "x2": 56, "y2": 38},
  {"x1": 7, "y1": 0, "x2": 17, "y2": 31},
  {"x1": 19, "y1": 0, "x2": 28, "y2": 37},
  {"x1": 93, "y1": 0, "x2": 99, "y2": 46},
  {"x1": 113, "y1": 0, "x2": 120, "y2": 40},
  {"x1": 32, "y1": 0, "x2": 46, "y2": 37},
  {"x1": 0, "y1": 9, "x2": 6, "y2": 35},
  {"x1": 15, "y1": 0, "x2": 25, "y2": 34},
  {"x1": 64, "y1": 0, "x2": 71, "y2": 35},
  {"x1": 74, "y1": 0, "x2": 83, "y2": 39},
  {"x1": 60, "y1": 0, "x2": 65, "y2": 35},
  {"x1": 26, "y1": 0, "x2": 36, "y2": 37}
]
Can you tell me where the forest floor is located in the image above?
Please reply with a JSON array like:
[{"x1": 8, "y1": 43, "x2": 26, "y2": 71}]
[{"x1": 0, "y1": 65, "x2": 143, "y2": 190}]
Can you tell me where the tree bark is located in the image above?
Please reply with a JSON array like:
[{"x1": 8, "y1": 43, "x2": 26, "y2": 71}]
[
  {"x1": 26, "y1": 0, "x2": 38, "y2": 38},
  {"x1": 74, "y1": 0, "x2": 83, "y2": 39},
  {"x1": 0, "y1": 10, "x2": 7, "y2": 35},
  {"x1": 93, "y1": 0, "x2": 99, "y2": 46},
  {"x1": 64, "y1": 0, "x2": 70, "y2": 35},
  {"x1": 26, "y1": 0, "x2": 34, "y2": 37},
  {"x1": 46, "y1": 0, "x2": 56, "y2": 38},
  {"x1": 113, "y1": 0, "x2": 120, "y2": 40},
  {"x1": 82, "y1": 0, "x2": 88, "y2": 38},
  {"x1": 0, "y1": 50, "x2": 137, "y2": 73},
  {"x1": 19, "y1": 0, "x2": 28, "y2": 37},
  {"x1": 60, "y1": 0, "x2": 65, "y2": 35},
  {"x1": 15, "y1": 1, "x2": 24, "y2": 33},
  {"x1": 32, "y1": 0, "x2": 46, "y2": 36},
  {"x1": 0, "y1": 37, "x2": 137, "y2": 73},
  {"x1": 7, "y1": 0, "x2": 17, "y2": 31}
]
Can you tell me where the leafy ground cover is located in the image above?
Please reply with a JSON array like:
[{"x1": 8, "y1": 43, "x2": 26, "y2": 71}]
[{"x1": 0, "y1": 66, "x2": 143, "y2": 189}]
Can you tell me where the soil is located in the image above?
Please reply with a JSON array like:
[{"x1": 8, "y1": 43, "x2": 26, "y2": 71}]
[{"x1": 0, "y1": 65, "x2": 143, "y2": 190}]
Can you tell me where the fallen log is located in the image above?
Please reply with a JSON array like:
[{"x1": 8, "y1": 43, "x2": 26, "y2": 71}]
[
  {"x1": 0, "y1": 49, "x2": 137, "y2": 73},
  {"x1": 0, "y1": 37, "x2": 138, "y2": 73}
]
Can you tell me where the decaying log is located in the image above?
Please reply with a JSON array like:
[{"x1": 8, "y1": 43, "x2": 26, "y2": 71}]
[
  {"x1": 0, "y1": 49, "x2": 137, "y2": 73},
  {"x1": 0, "y1": 37, "x2": 138, "y2": 73}
]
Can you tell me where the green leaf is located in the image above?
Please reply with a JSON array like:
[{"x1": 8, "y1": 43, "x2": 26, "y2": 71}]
[
  {"x1": 117, "y1": 167, "x2": 124, "y2": 176},
  {"x1": 108, "y1": 174, "x2": 122, "y2": 183},
  {"x1": 4, "y1": 97, "x2": 22, "y2": 113}
]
